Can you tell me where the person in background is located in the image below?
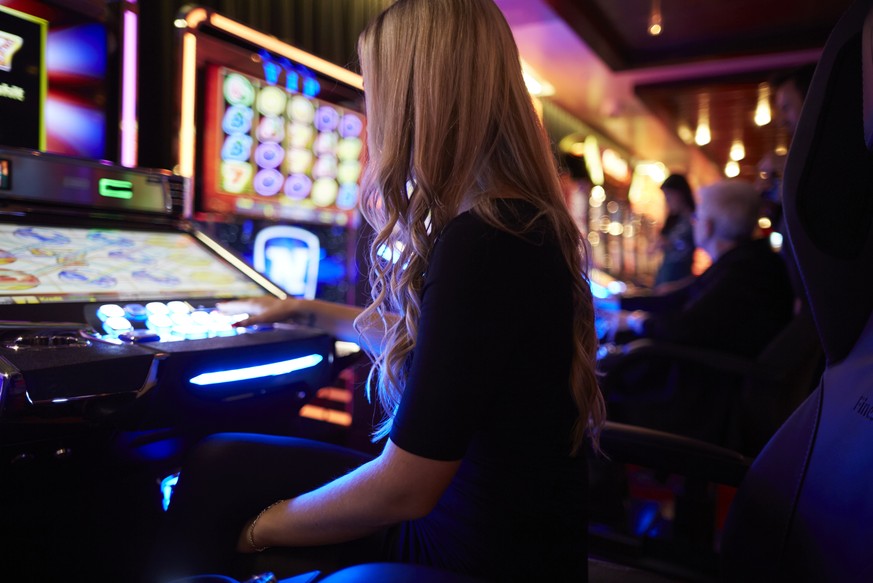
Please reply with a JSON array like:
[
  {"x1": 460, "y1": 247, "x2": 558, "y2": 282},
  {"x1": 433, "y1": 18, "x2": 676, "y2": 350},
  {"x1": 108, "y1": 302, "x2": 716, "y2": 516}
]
[
  {"x1": 609, "y1": 179, "x2": 793, "y2": 359},
  {"x1": 596, "y1": 180, "x2": 795, "y2": 448},
  {"x1": 756, "y1": 64, "x2": 817, "y2": 228},
  {"x1": 757, "y1": 63, "x2": 817, "y2": 314},
  {"x1": 558, "y1": 151, "x2": 593, "y2": 233},
  {"x1": 154, "y1": 1, "x2": 605, "y2": 581},
  {"x1": 773, "y1": 63, "x2": 816, "y2": 136},
  {"x1": 651, "y1": 173, "x2": 697, "y2": 290}
]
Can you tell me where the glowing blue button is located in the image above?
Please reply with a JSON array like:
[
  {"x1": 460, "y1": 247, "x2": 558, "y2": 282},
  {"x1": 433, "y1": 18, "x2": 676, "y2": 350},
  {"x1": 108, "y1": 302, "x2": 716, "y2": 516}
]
[{"x1": 97, "y1": 304, "x2": 125, "y2": 321}]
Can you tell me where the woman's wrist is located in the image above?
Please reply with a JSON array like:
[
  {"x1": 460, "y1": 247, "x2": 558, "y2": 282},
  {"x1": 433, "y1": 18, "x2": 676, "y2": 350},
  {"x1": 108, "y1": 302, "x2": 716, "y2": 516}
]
[{"x1": 247, "y1": 499, "x2": 286, "y2": 552}]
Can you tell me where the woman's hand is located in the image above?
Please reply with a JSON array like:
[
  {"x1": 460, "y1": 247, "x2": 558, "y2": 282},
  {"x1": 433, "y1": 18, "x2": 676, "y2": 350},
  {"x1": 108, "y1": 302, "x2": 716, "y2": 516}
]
[
  {"x1": 215, "y1": 296, "x2": 305, "y2": 326},
  {"x1": 217, "y1": 297, "x2": 368, "y2": 346}
]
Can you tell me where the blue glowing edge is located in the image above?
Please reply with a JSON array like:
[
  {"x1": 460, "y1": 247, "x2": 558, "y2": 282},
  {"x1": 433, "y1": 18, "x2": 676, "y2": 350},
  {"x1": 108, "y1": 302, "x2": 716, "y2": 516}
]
[
  {"x1": 161, "y1": 472, "x2": 180, "y2": 511},
  {"x1": 188, "y1": 354, "x2": 323, "y2": 386}
]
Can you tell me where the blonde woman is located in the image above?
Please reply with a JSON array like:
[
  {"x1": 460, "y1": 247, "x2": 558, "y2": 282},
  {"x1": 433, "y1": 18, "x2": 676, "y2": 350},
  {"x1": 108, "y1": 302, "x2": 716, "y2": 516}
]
[{"x1": 160, "y1": 1, "x2": 604, "y2": 580}]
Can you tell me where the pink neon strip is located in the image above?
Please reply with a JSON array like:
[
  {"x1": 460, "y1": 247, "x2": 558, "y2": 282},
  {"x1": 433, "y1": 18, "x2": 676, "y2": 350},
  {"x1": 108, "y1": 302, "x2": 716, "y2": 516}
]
[{"x1": 121, "y1": 9, "x2": 138, "y2": 167}]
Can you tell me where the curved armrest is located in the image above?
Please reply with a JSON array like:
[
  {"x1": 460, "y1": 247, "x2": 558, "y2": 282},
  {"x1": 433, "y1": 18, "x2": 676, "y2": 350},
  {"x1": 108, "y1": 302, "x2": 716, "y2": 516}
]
[
  {"x1": 598, "y1": 421, "x2": 752, "y2": 487},
  {"x1": 598, "y1": 339, "x2": 773, "y2": 382}
]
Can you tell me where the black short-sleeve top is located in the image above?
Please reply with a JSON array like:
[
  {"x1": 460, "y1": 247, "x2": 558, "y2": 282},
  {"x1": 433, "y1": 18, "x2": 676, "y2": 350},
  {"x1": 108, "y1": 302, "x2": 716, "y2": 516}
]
[{"x1": 387, "y1": 200, "x2": 589, "y2": 581}]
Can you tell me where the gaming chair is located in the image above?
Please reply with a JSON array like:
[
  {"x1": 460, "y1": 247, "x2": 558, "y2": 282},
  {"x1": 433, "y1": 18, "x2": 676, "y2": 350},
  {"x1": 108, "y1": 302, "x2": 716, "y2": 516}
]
[{"x1": 719, "y1": 0, "x2": 873, "y2": 579}]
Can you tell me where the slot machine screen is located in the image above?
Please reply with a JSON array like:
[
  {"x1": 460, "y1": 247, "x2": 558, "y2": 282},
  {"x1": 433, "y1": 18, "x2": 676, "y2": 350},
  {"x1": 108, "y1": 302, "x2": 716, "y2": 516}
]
[
  {"x1": 0, "y1": 221, "x2": 267, "y2": 325},
  {"x1": 0, "y1": 0, "x2": 115, "y2": 160},
  {"x1": 200, "y1": 62, "x2": 365, "y2": 229}
]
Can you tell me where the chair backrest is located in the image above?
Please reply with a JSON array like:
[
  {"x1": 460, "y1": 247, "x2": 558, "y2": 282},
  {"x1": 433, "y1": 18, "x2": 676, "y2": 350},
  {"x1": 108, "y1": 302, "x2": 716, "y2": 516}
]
[
  {"x1": 720, "y1": 0, "x2": 873, "y2": 579},
  {"x1": 736, "y1": 307, "x2": 823, "y2": 456}
]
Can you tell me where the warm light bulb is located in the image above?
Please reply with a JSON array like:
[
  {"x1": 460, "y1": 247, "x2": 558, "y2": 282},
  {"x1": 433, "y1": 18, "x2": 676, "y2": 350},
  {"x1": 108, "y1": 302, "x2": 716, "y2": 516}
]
[
  {"x1": 730, "y1": 140, "x2": 746, "y2": 161},
  {"x1": 695, "y1": 94, "x2": 711, "y2": 146},
  {"x1": 724, "y1": 160, "x2": 740, "y2": 178},
  {"x1": 648, "y1": 0, "x2": 662, "y2": 36},
  {"x1": 755, "y1": 82, "x2": 772, "y2": 126},
  {"x1": 695, "y1": 121, "x2": 711, "y2": 146},
  {"x1": 677, "y1": 123, "x2": 694, "y2": 144}
]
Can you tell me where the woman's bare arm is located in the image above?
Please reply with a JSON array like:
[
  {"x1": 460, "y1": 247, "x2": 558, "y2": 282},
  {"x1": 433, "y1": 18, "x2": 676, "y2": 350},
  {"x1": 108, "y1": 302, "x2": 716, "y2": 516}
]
[{"x1": 237, "y1": 439, "x2": 460, "y2": 550}]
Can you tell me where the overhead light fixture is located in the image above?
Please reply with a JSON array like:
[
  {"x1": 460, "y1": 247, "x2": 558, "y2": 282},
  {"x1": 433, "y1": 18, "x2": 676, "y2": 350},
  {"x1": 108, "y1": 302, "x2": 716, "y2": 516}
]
[
  {"x1": 725, "y1": 160, "x2": 740, "y2": 178},
  {"x1": 695, "y1": 93, "x2": 711, "y2": 146},
  {"x1": 754, "y1": 82, "x2": 772, "y2": 126},
  {"x1": 648, "y1": 0, "x2": 662, "y2": 36},
  {"x1": 730, "y1": 139, "x2": 746, "y2": 161},
  {"x1": 677, "y1": 121, "x2": 694, "y2": 144}
]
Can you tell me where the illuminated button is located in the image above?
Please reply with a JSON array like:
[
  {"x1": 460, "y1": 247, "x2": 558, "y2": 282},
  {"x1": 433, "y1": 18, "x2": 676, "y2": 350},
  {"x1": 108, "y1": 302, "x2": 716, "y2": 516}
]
[
  {"x1": 209, "y1": 322, "x2": 236, "y2": 336},
  {"x1": 167, "y1": 301, "x2": 191, "y2": 314},
  {"x1": 146, "y1": 313, "x2": 174, "y2": 330},
  {"x1": 207, "y1": 311, "x2": 238, "y2": 336},
  {"x1": 118, "y1": 329, "x2": 162, "y2": 343},
  {"x1": 97, "y1": 304, "x2": 125, "y2": 322},
  {"x1": 103, "y1": 316, "x2": 133, "y2": 336},
  {"x1": 124, "y1": 303, "x2": 148, "y2": 321},
  {"x1": 190, "y1": 310, "x2": 212, "y2": 327},
  {"x1": 175, "y1": 324, "x2": 208, "y2": 340},
  {"x1": 244, "y1": 323, "x2": 274, "y2": 333},
  {"x1": 146, "y1": 302, "x2": 170, "y2": 317},
  {"x1": 169, "y1": 312, "x2": 193, "y2": 330}
]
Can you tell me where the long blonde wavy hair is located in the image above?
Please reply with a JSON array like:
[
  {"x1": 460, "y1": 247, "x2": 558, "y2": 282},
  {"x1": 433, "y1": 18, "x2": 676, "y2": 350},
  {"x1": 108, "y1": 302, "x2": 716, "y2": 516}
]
[{"x1": 355, "y1": 0, "x2": 605, "y2": 453}]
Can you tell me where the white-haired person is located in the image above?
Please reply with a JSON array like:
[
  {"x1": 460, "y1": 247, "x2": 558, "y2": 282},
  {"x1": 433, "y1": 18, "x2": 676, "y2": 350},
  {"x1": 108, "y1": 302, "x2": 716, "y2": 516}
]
[
  {"x1": 599, "y1": 180, "x2": 795, "y2": 448},
  {"x1": 155, "y1": 1, "x2": 605, "y2": 581},
  {"x1": 613, "y1": 179, "x2": 794, "y2": 357}
]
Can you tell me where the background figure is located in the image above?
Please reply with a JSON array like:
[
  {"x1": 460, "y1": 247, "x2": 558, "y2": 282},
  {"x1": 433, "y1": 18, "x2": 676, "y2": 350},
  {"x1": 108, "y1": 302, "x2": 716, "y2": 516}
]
[
  {"x1": 773, "y1": 63, "x2": 816, "y2": 136},
  {"x1": 756, "y1": 63, "x2": 817, "y2": 314},
  {"x1": 599, "y1": 179, "x2": 795, "y2": 447},
  {"x1": 652, "y1": 174, "x2": 696, "y2": 289},
  {"x1": 558, "y1": 152, "x2": 592, "y2": 234},
  {"x1": 610, "y1": 179, "x2": 793, "y2": 358},
  {"x1": 756, "y1": 63, "x2": 817, "y2": 228}
]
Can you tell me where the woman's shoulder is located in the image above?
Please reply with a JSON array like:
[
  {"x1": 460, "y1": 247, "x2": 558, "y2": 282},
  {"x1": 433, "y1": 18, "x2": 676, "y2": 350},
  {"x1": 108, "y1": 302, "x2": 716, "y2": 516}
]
[{"x1": 439, "y1": 199, "x2": 542, "y2": 248}]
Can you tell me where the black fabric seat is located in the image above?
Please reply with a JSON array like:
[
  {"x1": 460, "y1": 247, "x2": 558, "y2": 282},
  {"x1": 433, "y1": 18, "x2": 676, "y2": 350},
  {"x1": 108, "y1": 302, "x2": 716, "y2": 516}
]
[
  {"x1": 597, "y1": 304, "x2": 823, "y2": 457},
  {"x1": 591, "y1": 1, "x2": 873, "y2": 580},
  {"x1": 720, "y1": 0, "x2": 873, "y2": 578}
]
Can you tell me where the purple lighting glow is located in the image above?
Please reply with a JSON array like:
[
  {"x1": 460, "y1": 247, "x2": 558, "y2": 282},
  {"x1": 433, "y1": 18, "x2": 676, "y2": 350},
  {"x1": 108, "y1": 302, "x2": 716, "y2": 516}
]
[{"x1": 121, "y1": 8, "x2": 138, "y2": 167}]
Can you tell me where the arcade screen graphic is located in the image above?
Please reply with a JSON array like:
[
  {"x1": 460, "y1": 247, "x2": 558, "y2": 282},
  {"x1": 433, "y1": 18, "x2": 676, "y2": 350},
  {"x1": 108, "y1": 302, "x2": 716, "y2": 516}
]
[
  {"x1": 0, "y1": 0, "x2": 111, "y2": 159},
  {"x1": 0, "y1": 224, "x2": 265, "y2": 304},
  {"x1": 202, "y1": 65, "x2": 366, "y2": 229}
]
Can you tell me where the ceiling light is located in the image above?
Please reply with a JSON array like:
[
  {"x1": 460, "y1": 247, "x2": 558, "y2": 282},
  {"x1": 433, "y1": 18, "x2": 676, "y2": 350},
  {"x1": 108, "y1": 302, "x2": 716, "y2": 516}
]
[
  {"x1": 730, "y1": 139, "x2": 746, "y2": 161},
  {"x1": 695, "y1": 94, "x2": 711, "y2": 146},
  {"x1": 754, "y1": 82, "x2": 772, "y2": 126},
  {"x1": 724, "y1": 160, "x2": 740, "y2": 178},
  {"x1": 677, "y1": 122, "x2": 694, "y2": 144},
  {"x1": 648, "y1": 0, "x2": 662, "y2": 36}
]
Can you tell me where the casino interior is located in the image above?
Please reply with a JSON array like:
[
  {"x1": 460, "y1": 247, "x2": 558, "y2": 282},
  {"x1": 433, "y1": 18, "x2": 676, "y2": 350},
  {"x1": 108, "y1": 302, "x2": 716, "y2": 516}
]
[{"x1": 1, "y1": 0, "x2": 872, "y2": 581}]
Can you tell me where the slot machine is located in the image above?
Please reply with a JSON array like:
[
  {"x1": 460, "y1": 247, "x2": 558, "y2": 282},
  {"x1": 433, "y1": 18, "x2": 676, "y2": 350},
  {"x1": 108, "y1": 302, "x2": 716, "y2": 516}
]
[
  {"x1": 175, "y1": 8, "x2": 371, "y2": 434},
  {"x1": 0, "y1": 147, "x2": 337, "y2": 445},
  {"x1": 177, "y1": 7, "x2": 367, "y2": 307}
]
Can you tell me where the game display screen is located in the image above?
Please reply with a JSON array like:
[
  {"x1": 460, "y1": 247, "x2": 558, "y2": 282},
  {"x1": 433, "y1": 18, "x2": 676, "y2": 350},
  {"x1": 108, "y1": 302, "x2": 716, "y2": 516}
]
[
  {"x1": 0, "y1": 223, "x2": 265, "y2": 305},
  {"x1": 201, "y1": 64, "x2": 365, "y2": 228},
  {"x1": 0, "y1": 0, "x2": 113, "y2": 160}
]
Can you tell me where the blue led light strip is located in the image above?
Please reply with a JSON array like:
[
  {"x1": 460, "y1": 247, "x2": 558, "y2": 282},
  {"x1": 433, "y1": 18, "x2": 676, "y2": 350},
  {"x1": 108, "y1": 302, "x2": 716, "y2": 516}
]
[{"x1": 189, "y1": 354, "x2": 323, "y2": 386}]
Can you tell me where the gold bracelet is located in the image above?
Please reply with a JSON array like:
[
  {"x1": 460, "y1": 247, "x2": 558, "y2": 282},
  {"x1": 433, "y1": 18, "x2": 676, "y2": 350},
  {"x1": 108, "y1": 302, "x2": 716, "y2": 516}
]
[{"x1": 248, "y1": 499, "x2": 286, "y2": 552}]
